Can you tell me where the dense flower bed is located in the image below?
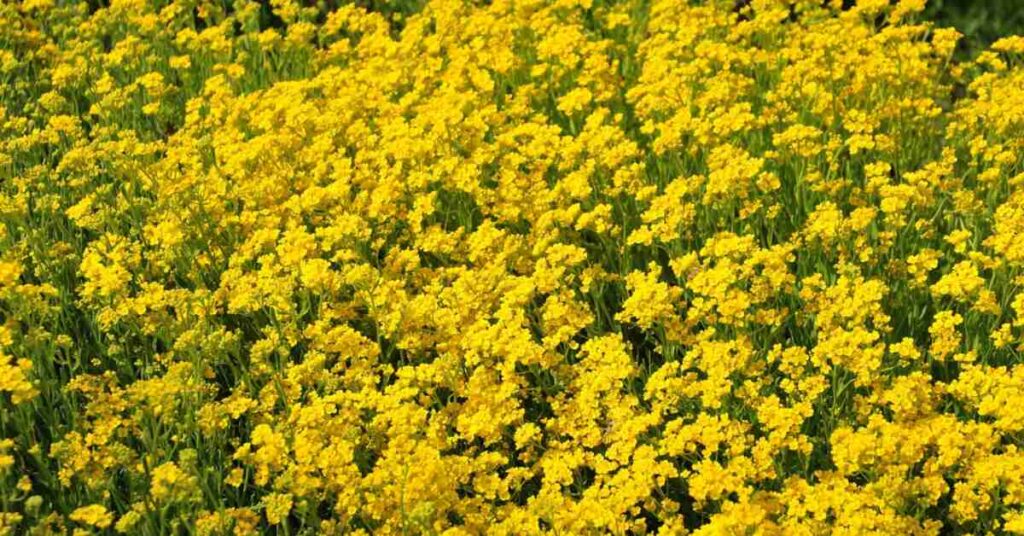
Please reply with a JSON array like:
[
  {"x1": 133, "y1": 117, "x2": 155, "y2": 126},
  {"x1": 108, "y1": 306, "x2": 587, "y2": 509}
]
[{"x1": 1, "y1": 0, "x2": 1024, "y2": 534}]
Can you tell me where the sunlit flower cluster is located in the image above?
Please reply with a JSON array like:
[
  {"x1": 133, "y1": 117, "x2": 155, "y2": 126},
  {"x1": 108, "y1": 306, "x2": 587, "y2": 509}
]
[{"x1": 1, "y1": 0, "x2": 1024, "y2": 534}]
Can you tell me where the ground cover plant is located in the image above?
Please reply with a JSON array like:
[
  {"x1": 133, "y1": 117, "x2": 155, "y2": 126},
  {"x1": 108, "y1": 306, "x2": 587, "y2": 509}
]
[{"x1": 1, "y1": 0, "x2": 1024, "y2": 534}]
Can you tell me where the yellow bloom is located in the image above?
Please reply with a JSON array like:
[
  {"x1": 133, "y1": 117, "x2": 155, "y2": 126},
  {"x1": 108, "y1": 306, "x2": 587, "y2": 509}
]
[
  {"x1": 70, "y1": 504, "x2": 113, "y2": 529},
  {"x1": 264, "y1": 493, "x2": 293, "y2": 525}
]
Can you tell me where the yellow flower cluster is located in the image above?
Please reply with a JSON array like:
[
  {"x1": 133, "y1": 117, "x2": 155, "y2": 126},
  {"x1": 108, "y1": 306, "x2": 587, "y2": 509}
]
[{"x1": 1, "y1": 0, "x2": 1024, "y2": 534}]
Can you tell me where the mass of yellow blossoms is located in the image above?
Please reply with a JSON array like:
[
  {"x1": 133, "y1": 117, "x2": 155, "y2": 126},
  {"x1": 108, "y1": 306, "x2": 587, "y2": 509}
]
[{"x1": 1, "y1": 0, "x2": 1024, "y2": 534}]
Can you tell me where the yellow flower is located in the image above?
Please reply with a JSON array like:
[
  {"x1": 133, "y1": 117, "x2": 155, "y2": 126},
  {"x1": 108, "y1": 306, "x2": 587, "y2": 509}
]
[
  {"x1": 264, "y1": 493, "x2": 293, "y2": 525},
  {"x1": 616, "y1": 264, "x2": 682, "y2": 330},
  {"x1": 70, "y1": 504, "x2": 113, "y2": 529},
  {"x1": 0, "y1": 352, "x2": 36, "y2": 404},
  {"x1": 150, "y1": 462, "x2": 196, "y2": 503},
  {"x1": 929, "y1": 311, "x2": 963, "y2": 361}
]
